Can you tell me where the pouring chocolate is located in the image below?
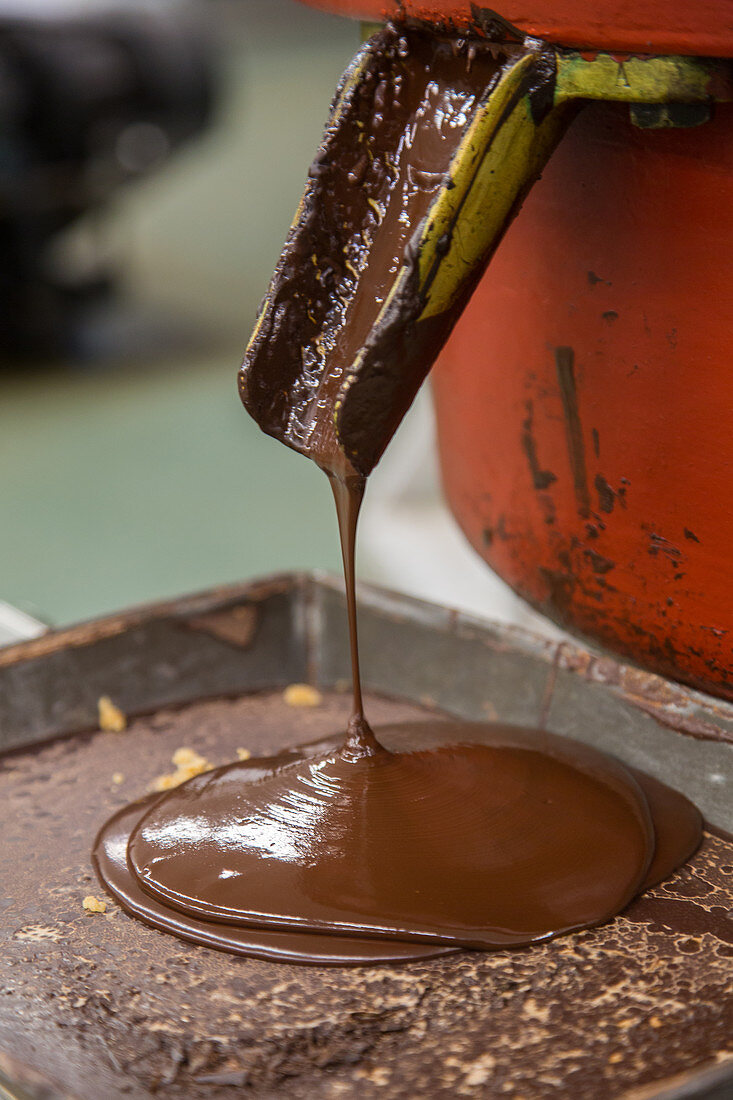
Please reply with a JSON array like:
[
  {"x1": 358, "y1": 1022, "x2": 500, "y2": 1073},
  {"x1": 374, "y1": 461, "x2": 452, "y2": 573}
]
[{"x1": 94, "y1": 22, "x2": 705, "y2": 965}]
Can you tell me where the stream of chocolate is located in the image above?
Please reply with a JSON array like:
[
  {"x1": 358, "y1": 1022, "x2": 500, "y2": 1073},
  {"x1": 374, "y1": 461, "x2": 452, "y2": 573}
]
[
  {"x1": 328, "y1": 472, "x2": 381, "y2": 756},
  {"x1": 94, "y1": 25, "x2": 703, "y2": 965}
]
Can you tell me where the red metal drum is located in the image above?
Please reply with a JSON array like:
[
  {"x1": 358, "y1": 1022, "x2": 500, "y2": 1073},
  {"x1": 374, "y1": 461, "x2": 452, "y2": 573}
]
[
  {"x1": 297, "y1": 0, "x2": 733, "y2": 57},
  {"x1": 296, "y1": 0, "x2": 733, "y2": 698},
  {"x1": 432, "y1": 101, "x2": 733, "y2": 699}
]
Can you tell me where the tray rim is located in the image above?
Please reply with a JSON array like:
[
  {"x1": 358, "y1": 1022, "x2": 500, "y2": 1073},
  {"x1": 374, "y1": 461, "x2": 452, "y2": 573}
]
[
  {"x1": 0, "y1": 569, "x2": 730, "y2": 789},
  {"x1": 1, "y1": 568, "x2": 731, "y2": 739}
]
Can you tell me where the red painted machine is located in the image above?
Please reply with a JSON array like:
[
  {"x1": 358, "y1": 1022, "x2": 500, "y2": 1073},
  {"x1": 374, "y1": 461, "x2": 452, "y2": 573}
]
[
  {"x1": 296, "y1": 0, "x2": 733, "y2": 700},
  {"x1": 300, "y1": 1, "x2": 733, "y2": 57}
]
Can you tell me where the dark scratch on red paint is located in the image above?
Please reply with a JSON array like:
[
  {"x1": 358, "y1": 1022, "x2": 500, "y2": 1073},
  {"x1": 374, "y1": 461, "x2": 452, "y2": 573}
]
[
  {"x1": 521, "y1": 400, "x2": 558, "y2": 491},
  {"x1": 555, "y1": 346, "x2": 590, "y2": 518}
]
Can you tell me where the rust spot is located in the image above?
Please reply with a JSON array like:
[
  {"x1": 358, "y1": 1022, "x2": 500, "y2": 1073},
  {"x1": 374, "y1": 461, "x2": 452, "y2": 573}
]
[
  {"x1": 583, "y1": 549, "x2": 615, "y2": 575},
  {"x1": 647, "y1": 531, "x2": 683, "y2": 564},
  {"x1": 537, "y1": 494, "x2": 556, "y2": 526},
  {"x1": 558, "y1": 639, "x2": 733, "y2": 741},
  {"x1": 482, "y1": 516, "x2": 513, "y2": 546},
  {"x1": 629, "y1": 698, "x2": 733, "y2": 745},
  {"x1": 594, "y1": 474, "x2": 616, "y2": 514},
  {"x1": 468, "y1": 6, "x2": 524, "y2": 41},
  {"x1": 539, "y1": 566, "x2": 576, "y2": 616}
]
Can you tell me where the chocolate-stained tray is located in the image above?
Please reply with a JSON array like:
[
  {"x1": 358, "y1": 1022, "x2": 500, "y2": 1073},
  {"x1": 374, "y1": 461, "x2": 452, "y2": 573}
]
[{"x1": 0, "y1": 572, "x2": 731, "y2": 1100}]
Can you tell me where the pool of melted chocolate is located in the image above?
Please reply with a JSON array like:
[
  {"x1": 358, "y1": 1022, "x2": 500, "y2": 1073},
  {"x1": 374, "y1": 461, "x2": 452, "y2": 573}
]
[
  {"x1": 93, "y1": 477, "x2": 702, "y2": 963},
  {"x1": 124, "y1": 726, "x2": 699, "y2": 946},
  {"x1": 95, "y1": 720, "x2": 701, "y2": 965},
  {"x1": 93, "y1": 25, "x2": 702, "y2": 964}
]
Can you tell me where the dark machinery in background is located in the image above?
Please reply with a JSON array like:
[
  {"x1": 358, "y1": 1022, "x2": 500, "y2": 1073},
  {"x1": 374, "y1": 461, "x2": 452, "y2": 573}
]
[{"x1": 0, "y1": 7, "x2": 215, "y2": 359}]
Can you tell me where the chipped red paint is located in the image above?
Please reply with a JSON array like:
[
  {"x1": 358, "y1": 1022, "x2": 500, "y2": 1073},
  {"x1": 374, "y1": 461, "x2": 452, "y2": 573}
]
[
  {"x1": 297, "y1": 0, "x2": 733, "y2": 57},
  {"x1": 298, "y1": 0, "x2": 733, "y2": 696},
  {"x1": 432, "y1": 102, "x2": 733, "y2": 700}
]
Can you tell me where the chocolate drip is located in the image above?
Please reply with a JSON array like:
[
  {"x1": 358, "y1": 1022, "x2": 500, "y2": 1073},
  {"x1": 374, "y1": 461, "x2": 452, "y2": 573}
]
[{"x1": 329, "y1": 473, "x2": 384, "y2": 757}]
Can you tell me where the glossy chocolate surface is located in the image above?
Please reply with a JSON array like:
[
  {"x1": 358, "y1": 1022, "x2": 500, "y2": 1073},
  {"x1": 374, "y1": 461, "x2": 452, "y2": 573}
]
[
  {"x1": 95, "y1": 794, "x2": 456, "y2": 965},
  {"x1": 95, "y1": 722, "x2": 701, "y2": 962},
  {"x1": 127, "y1": 723, "x2": 701, "y2": 949}
]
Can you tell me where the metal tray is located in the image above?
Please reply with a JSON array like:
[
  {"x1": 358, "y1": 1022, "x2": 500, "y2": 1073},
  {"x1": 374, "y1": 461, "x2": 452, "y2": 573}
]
[{"x1": 0, "y1": 572, "x2": 731, "y2": 1100}]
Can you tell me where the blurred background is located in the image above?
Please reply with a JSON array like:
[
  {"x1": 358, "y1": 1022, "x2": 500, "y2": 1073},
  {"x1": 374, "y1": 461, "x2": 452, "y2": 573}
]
[{"x1": 0, "y1": 0, "x2": 561, "y2": 644}]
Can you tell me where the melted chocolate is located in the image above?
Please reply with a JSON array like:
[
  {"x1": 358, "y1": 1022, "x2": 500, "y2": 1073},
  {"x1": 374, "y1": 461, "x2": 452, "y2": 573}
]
[
  {"x1": 125, "y1": 726, "x2": 675, "y2": 948},
  {"x1": 94, "y1": 722, "x2": 701, "y2": 964},
  {"x1": 94, "y1": 795, "x2": 457, "y2": 966},
  {"x1": 93, "y1": 25, "x2": 703, "y2": 964},
  {"x1": 329, "y1": 471, "x2": 380, "y2": 753},
  {"x1": 238, "y1": 27, "x2": 514, "y2": 478}
]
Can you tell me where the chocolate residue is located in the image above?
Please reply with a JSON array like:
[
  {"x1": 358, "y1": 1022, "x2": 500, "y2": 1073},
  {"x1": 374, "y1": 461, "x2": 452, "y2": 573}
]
[
  {"x1": 595, "y1": 473, "x2": 616, "y2": 514},
  {"x1": 583, "y1": 547, "x2": 616, "y2": 575},
  {"x1": 627, "y1": 895, "x2": 733, "y2": 945}
]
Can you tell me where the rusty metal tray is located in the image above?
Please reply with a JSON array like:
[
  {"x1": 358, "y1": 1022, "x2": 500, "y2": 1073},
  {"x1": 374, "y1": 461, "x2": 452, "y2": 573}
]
[{"x1": 0, "y1": 572, "x2": 731, "y2": 1100}]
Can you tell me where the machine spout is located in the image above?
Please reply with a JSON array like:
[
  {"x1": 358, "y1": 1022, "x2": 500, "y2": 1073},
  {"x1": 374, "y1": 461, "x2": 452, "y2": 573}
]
[
  {"x1": 239, "y1": 23, "x2": 730, "y2": 478},
  {"x1": 239, "y1": 25, "x2": 572, "y2": 477}
]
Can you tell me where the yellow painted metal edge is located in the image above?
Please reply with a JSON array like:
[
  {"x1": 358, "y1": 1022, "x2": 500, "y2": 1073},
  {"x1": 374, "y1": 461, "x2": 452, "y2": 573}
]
[
  {"x1": 341, "y1": 48, "x2": 558, "y2": 337},
  {"x1": 555, "y1": 51, "x2": 733, "y2": 105},
  {"x1": 417, "y1": 52, "x2": 549, "y2": 317},
  {"x1": 343, "y1": 46, "x2": 733, "y2": 348}
]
